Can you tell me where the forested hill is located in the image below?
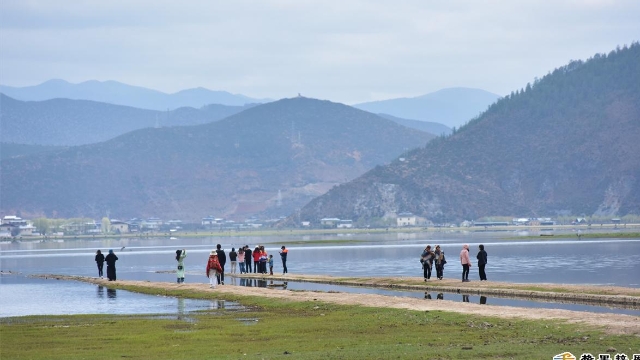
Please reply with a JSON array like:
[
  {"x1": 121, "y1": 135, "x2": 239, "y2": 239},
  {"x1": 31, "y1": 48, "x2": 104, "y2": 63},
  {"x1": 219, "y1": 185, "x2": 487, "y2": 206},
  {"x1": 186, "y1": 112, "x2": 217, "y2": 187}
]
[
  {"x1": 299, "y1": 43, "x2": 640, "y2": 223},
  {"x1": 0, "y1": 97, "x2": 433, "y2": 221},
  {"x1": 0, "y1": 94, "x2": 254, "y2": 146}
]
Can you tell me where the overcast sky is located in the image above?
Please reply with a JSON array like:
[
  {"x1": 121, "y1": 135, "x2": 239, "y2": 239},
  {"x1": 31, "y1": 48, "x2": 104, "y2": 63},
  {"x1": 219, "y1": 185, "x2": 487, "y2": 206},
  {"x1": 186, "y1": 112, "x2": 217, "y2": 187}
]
[{"x1": 1, "y1": 0, "x2": 638, "y2": 104}]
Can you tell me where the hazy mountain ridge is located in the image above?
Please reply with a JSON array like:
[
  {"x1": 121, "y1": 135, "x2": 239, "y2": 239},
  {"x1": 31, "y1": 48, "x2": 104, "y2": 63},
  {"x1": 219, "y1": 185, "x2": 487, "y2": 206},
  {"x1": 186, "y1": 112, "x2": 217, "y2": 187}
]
[
  {"x1": 0, "y1": 97, "x2": 434, "y2": 221},
  {"x1": 0, "y1": 79, "x2": 271, "y2": 110},
  {"x1": 354, "y1": 88, "x2": 501, "y2": 128},
  {"x1": 0, "y1": 94, "x2": 255, "y2": 146},
  {"x1": 376, "y1": 113, "x2": 451, "y2": 136},
  {"x1": 299, "y1": 43, "x2": 640, "y2": 223}
]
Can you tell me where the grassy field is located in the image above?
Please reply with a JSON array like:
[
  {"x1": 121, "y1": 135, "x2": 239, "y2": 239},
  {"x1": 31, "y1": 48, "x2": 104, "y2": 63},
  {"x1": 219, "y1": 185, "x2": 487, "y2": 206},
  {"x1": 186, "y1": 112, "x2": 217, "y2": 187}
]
[{"x1": 2, "y1": 285, "x2": 638, "y2": 359}]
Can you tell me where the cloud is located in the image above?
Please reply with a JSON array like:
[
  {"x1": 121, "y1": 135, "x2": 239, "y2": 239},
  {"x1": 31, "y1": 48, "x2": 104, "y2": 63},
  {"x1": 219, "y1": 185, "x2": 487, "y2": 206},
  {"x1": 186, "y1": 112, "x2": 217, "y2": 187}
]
[{"x1": 1, "y1": 0, "x2": 638, "y2": 103}]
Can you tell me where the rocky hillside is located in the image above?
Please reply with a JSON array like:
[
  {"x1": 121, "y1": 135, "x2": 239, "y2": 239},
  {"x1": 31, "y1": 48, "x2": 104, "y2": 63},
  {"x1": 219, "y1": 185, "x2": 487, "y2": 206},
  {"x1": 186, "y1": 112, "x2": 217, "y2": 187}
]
[
  {"x1": 0, "y1": 97, "x2": 433, "y2": 221},
  {"x1": 299, "y1": 43, "x2": 640, "y2": 223}
]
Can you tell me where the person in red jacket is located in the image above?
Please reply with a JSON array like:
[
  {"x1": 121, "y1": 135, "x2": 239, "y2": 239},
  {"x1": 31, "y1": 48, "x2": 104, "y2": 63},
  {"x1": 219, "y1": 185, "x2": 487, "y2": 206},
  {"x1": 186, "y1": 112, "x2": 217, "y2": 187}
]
[{"x1": 206, "y1": 251, "x2": 223, "y2": 288}]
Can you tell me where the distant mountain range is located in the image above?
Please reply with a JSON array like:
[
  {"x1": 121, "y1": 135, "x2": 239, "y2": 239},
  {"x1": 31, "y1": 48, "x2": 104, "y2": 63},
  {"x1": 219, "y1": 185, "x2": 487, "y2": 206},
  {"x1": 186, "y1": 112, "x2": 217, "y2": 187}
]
[
  {"x1": 298, "y1": 43, "x2": 640, "y2": 223},
  {"x1": 354, "y1": 88, "x2": 501, "y2": 129},
  {"x1": 376, "y1": 114, "x2": 451, "y2": 136},
  {"x1": 0, "y1": 97, "x2": 434, "y2": 221},
  {"x1": 0, "y1": 94, "x2": 254, "y2": 146},
  {"x1": 0, "y1": 79, "x2": 271, "y2": 110}
]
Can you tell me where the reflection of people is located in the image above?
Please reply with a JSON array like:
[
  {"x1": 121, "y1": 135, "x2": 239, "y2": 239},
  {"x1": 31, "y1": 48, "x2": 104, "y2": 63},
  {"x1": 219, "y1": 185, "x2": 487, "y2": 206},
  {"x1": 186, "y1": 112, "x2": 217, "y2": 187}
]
[
  {"x1": 462, "y1": 295, "x2": 469, "y2": 302},
  {"x1": 97, "y1": 285, "x2": 104, "y2": 298},
  {"x1": 216, "y1": 244, "x2": 226, "y2": 285},
  {"x1": 95, "y1": 250, "x2": 105, "y2": 278},
  {"x1": 176, "y1": 249, "x2": 187, "y2": 283},
  {"x1": 460, "y1": 244, "x2": 471, "y2": 282},
  {"x1": 206, "y1": 251, "x2": 222, "y2": 288},
  {"x1": 436, "y1": 293, "x2": 444, "y2": 300},
  {"x1": 105, "y1": 249, "x2": 118, "y2": 281},
  {"x1": 107, "y1": 288, "x2": 117, "y2": 299},
  {"x1": 424, "y1": 293, "x2": 432, "y2": 299},
  {"x1": 279, "y1": 246, "x2": 288, "y2": 274},
  {"x1": 480, "y1": 296, "x2": 487, "y2": 305},
  {"x1": 476, "y1": 245, "x2": 488, "y2": 281}
]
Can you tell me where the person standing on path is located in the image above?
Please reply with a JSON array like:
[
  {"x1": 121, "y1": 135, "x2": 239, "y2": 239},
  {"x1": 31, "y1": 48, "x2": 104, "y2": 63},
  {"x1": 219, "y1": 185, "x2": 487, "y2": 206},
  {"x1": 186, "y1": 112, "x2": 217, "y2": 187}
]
[
  {"x1": 238, "y1": 246, "x2": 246, "y2": 274},
  {"x1": 252, "y1": 246, "x2": 261, "y2": 273},
  {"x1": 434, "y1": 245, "x2": 446, "y2": 280},
  {"x1": 205, "y1": 251, "x2": 223, "y2": 289},
  {"x1": 477, "y1": 244, "x2": 488, "y2": 281},
  {"x1": 279, "y1": 246, "x2": 288, "y2": 274},
  {"x1": 244, "y1": 246, "x2": 252, "y2": 274},
  {"x1": 229, "y1": 248, "x2": 238, "y2": 275},
  {"x1": 268, "y1": 254, "x2": 274, "y2": 275},
  {"x1": 95, "y1": 250, "x2": 105, "y2": 278},
  {"x1": 175, "y1": 249, "x2": 187, "y2": 283},
  {"x1": 216, "y1": 244, "x2": 226, "y2": 285},
  {"x1": 421, "y1": 245, "x2": 435, "y2": 281},
  {"x1": 460, "y1": 244, "x2": 471, "y2": 282},
  {"x1": 105, "y1": 249, "x2": 118, "y2": 281}
]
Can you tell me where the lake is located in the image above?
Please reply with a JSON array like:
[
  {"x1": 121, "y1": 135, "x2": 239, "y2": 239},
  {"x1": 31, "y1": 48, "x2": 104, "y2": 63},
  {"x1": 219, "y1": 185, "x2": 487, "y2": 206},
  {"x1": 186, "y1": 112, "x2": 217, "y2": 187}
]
[{"x1": 2, "y1": 231, "x2": 639, "y2": 317}]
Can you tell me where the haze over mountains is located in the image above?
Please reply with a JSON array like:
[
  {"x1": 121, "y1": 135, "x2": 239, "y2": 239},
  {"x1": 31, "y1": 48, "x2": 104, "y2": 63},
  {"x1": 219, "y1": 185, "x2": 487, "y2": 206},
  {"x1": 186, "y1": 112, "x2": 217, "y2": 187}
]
[
  {"x1": 0, "y1": 98, "x2": 433, "y2": 221},
  {"x1": 0, "y1": 94, "x2": 254, "y2": 146},
  {"x1": 0, "y1": 79, "x2": 270, "y2": 110},
  {"x1": 354, "y1": 87, "x2": 501, "y2": 129},
  {"x1": 299, "y1": 43, "x2": 640, "y2": 224}
]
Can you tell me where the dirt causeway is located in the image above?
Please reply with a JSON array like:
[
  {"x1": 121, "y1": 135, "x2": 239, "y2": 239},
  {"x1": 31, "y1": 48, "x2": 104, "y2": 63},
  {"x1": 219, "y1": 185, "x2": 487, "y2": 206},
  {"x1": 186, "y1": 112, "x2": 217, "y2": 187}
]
[{"x1": 41, "y1": 274, "x2": 640, "y2": 336}]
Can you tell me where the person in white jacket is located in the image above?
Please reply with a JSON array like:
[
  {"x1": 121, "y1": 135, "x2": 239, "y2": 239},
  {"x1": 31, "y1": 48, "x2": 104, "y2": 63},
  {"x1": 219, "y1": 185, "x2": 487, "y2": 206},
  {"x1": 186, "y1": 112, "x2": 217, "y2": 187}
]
[{"x1": 459, "y1": 244, "x2": 471, "y2": 282}]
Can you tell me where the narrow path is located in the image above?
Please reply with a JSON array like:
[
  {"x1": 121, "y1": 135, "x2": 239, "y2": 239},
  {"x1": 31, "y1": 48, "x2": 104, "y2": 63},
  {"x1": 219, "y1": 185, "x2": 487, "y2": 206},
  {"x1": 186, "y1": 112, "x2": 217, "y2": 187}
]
[{"x1": 37, "y1": 274, "x2": 640, "y2": 336}]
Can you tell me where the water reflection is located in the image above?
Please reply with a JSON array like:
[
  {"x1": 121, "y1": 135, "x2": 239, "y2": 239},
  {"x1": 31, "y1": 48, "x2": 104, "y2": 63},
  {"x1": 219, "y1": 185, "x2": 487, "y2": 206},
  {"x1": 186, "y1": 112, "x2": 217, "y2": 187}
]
[
  {"x1": 480, "y1": 296, "x2": 487, "y2": 305},
  {"x1": 437, "y1": 293, "x2": 443, "y2": 300},
  {"x1": 462, "y1": 295, "x2": 470, "y2": 302},
  {"x1": 97, "y1": 285, "x2": 104, "y2": 298},
  {"x1": 107, "y1": 288, "x2": 117, "y2": 299}
]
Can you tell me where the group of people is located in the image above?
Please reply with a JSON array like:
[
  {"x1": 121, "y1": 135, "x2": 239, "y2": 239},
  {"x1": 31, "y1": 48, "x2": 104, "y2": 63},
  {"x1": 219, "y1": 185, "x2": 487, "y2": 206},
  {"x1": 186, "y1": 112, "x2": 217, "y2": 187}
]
[
  {"x1": 420, "y1": 244, "x2": 488, "y2": 282},
  {"x1": 204, "y1": 244, "x2": 289, "y2": 288},
  {"x1": 94, "y1": 249, "x2": 119, "y2": 281}
]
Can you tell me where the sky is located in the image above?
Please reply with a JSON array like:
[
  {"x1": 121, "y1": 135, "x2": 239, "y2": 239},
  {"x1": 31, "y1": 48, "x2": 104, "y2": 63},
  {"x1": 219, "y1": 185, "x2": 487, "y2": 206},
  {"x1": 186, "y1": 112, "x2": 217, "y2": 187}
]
[{"x1": 0, "y1": 0, "x2": 639, "y2": 104}]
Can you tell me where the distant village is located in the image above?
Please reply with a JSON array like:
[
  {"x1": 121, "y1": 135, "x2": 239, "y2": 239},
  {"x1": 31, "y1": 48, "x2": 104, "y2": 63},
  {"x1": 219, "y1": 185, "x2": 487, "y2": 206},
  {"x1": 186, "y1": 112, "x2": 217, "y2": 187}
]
[{"x1": 0, "y1": 212, "x2": 626, "y2": 238}]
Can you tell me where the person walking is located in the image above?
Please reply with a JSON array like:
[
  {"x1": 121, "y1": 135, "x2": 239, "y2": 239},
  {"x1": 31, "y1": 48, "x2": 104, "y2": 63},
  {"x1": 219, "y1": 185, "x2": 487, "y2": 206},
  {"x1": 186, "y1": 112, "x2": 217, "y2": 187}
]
[
  {"x1": 95, "y1": 250, "x2": 105, "y2": 278},
  {"x1": 434, "y1": 245, "x2": 446, "y2": 280},
  {"x1": 244, "y1": 245, "x2": 252, "y2": 274},
  {"x1": 268, "y1": 254, "x2": 274, "y2": 275},
  {"x1": 175, "y1": 249, "x2": 187, "y2": 283},
  {"x1": 477, "y1": 244, "x2": 488, "y2": 281},
  {"x1": 238, "y1": 246, "x2": 246, "y2": 274},
  {"x1": 216, "y1": 244, "x2": 226, "y2": 285},
  {"x1": 105, "y1": 249, "x2": 118, "y2": 281},
  {"x1": 229, "y1": 247, "x2": 238, "y2": 275},
  {"x1": 279, "y1": 246, "x2": 288, "y2": 274},
  {"x1": 205, "y1": 251, "x2": 223, "y2": 288},
  {"x1": 460, "y1": 244, "x2": 471, "y2": 282},
  {"x1": 421, "y1": 245, "x2": 435, "y2": 281}
]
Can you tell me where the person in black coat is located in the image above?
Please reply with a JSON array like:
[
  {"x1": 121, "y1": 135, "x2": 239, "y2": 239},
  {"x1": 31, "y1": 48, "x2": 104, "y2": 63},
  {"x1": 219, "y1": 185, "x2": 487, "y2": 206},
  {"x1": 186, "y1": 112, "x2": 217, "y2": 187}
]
[
  {"x1": 477, "y1": 244, "x2": 488, "y2": 281},
  {"x1": 95, "y1": 250, "x2": 105, "y2": 278},
  {"x1": 244, "y1": 245, "x2": 252, "y2": 274},
  {"x1": 105, "y1": 249, "x2": 118, "y2": 281},
  {"x1": 216, "y1": 244, "x2": 226, "y2": 285}
]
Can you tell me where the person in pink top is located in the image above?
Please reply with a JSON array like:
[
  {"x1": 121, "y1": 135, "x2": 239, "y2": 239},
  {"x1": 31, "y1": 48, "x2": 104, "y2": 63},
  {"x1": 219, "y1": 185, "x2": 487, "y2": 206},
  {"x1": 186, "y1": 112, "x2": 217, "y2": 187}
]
[{"x1": 459, "y1": 244, "x2": 471, "y2": 282}]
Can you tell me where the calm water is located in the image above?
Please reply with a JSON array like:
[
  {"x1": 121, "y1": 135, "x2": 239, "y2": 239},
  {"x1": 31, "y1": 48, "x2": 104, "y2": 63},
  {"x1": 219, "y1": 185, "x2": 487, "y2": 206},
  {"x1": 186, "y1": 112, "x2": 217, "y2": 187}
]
[{"x1": 2, "y1": 232, "x2": 639, "y2": 317}]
